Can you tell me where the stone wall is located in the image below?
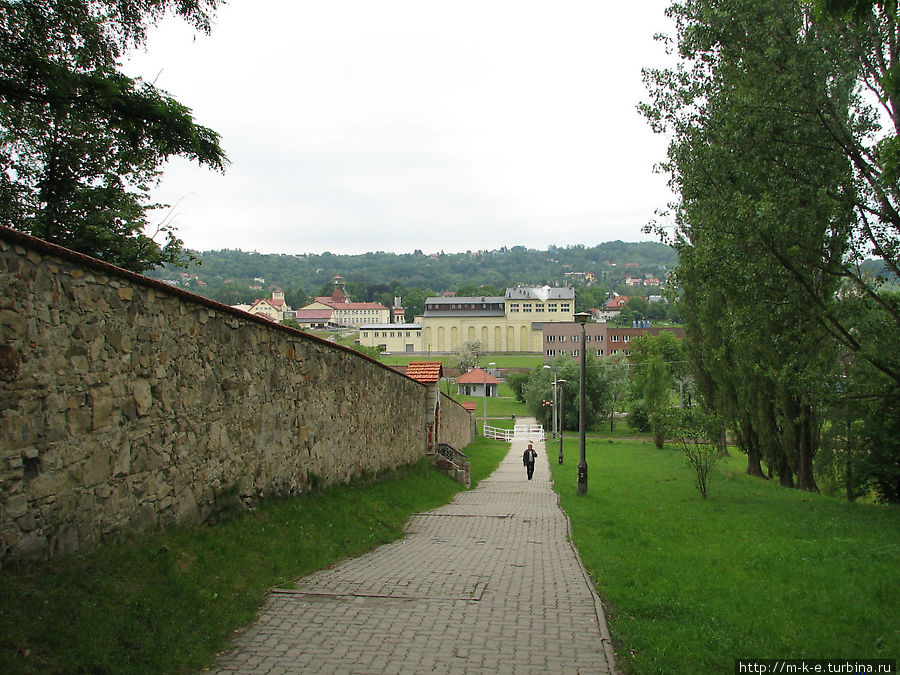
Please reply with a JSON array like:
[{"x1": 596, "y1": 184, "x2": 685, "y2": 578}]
[
  {"x1": 438, "y1": 392, "x2": 476, "y2": 451},
  {"x1": 0, "y1": 227, "x2": 473, "y2": 565}
]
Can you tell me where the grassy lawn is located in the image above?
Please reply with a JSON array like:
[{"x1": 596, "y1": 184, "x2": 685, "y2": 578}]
[
  {"x1": 550, "y1": 438, "x2": 900, "y2": 674},
  {"x1": 0, "y1": 439, "x2": 508, "y2": 675}
]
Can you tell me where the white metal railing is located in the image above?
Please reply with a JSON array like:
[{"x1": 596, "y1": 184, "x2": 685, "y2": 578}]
[
  {"x1": 484, "y1": 425, "x2": 514, "y2": 441},
  {"x1": 483, "y1": 423, "x2": 545, "y2": 442},
  {"x1": 514, "y1": 423, "x2": 545, "y2": 441}
]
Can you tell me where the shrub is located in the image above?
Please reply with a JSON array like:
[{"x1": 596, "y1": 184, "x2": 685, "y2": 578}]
[{"x1": 666, "y1": 406, "x2": 721, "y2": 498}]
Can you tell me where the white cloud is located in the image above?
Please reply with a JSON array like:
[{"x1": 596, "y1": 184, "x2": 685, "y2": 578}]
[{"x1": 128, "y1": 0, "x2": 676, "y2": 254}]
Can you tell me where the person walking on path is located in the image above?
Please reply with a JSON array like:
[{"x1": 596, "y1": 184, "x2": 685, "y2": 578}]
[{"x1": 523, "y1": 442, "x2": 537, "y2": 480}]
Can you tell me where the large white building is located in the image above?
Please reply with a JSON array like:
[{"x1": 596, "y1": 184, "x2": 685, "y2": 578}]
[{"x1": 359, "y1": 285, "x2": 575, "y2": 354}]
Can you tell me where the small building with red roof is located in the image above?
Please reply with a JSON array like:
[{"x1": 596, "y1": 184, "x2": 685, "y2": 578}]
[{"x1": 456, "y1": 367, "x2": 499, "y2": 397}]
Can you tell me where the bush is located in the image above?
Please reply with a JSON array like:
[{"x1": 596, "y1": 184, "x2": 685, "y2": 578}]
[
  {"x1": 628, "y1": 401, "x2": 651, "y2": 432},
  {"x1": 666, "y1": 407, "x2": 721, "y2": 498}
]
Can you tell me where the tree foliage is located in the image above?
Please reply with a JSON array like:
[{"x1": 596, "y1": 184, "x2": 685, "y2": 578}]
[
  {"x1": 0, "y1": 0, "x2": 227, "y2": 272},
  {"x1": 522, "y1": 355, "x2": 613, "y2": 433},
  {"x1": 642, "y1": 0, "x2": 900, "y2": 498}
]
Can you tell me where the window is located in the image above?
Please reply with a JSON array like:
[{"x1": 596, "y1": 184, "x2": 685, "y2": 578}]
[
  {"x1": 596, "y1": 349, "x2": 604, "y2": 357},
  {"x1": 624, "y1": 335, "x2": 631, "y2": 342},
  {"x1": 572, "y1": 335, "x2": 579, "y2": 343},
  {"x1": 548, "y1": 303, "x2": 558, "y2": 311},
  {"x1": 547, "y1": 335, "x2": 556, "y2": 342},
  {"x1": 560, "y1": 335, "x2": 567, "y2": 342},
  {"x1": 536, "y1": 304, "x2": 545, "y2": 312},
  {"x1": 522, "y1": 304, "x2": 532, "y2": 311},
  {"x1": 572, "y1": 349, "x2": 580, "y2": 357},
  {"x1": 547, "y1": 349, "x2": 556, "y2": 356},
  {"x1": 611, "y1": 335, "x2": 620, "y2": 342},
  {"x1": 509, "y1": 303, "x2": 519, "y2": 313}
]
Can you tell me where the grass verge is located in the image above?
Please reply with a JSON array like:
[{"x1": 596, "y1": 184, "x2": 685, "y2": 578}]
[
  {"x1": 0, "y1": 441, "x2": 507, "y2": 675},
  {"x1": 550, "y1": 438, "x2": 900, "y2": 674}
]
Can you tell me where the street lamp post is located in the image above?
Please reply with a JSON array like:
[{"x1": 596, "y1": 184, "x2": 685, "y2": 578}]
[
  {"x1": 575, "y1": 312, "x2": 590, "y2": 495},
  {"x1": 482, "y1": 361, "x2": 496, "y2": 434},
  {"x1": 557, "y1": 379, "x2": 566, "y2": 464},
  {"x1": 543, "y1": 364, "x2": 557, "y2": 438}
]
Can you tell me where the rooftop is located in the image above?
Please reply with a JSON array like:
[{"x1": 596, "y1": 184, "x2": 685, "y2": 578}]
[
  {"x1": 456, "y1": 367, "x2": 500, "y2": 385},
  {"x1": 405, "y1": 362, "x2": 443, "y2": 384}
]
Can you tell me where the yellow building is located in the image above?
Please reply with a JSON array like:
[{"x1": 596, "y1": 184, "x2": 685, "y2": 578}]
[
  {"x1": 358, "y1": 324, "x2": 423, "y2": 353},
  {"x1": 417, "y1": 286, "x2": 575, "y2": 354}
]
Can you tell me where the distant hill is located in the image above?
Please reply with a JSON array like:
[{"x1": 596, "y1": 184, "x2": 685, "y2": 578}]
[{"x1": 145, "y1": 241, "x2": 678, "y2": 314}]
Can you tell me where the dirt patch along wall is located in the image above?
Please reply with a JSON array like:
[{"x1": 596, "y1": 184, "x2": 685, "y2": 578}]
[{"x1": 0, "y1": 228, "x2": 441, "y2": 565}]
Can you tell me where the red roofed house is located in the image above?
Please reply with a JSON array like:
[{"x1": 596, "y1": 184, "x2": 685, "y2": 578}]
[
  {"x1": 301, "y1": 276, "x2": 390, "y2": 328},
  {"x1": 456, "y1": 367, "x2": 499, "y2": 397},
  {"x1": 247, "y1": 289, "x2": 290, "y2": 322},
  {"x1": 292, "y1": 309, "x2": 335, "y2": 329}
]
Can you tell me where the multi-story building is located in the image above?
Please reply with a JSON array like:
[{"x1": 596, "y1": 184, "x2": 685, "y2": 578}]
[
  {"x1": 299, "y1": 277, "x2": 390, "y2": 328},
  {"x1": 419, "y1": 286, "x2": 574, "y2": 353},
  {"x1": 358, "y1": 285, "x2": 575, "y2": 354},
  {"x1": 543, "y1": 322, "x2": 685, "y2": 359},
  {"x1": 245, "y1": 289, "x2": 290, "y2": 322},
  {"x1": 358, "y1": 324, "x2": 423, "y2": 354}
]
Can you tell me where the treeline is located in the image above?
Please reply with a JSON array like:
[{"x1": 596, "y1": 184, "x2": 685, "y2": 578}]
[
  {"x1": 145, "y1": 241, "x2": 678, "y2": 317},
  {"x1": 643, "y1": 0, "x2": 900, "y2": 502}
]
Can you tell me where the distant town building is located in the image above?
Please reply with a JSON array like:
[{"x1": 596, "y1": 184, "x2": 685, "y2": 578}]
[
  {"x1": 542, "y1": 322, "x2": 685, "y2": 360},
  {"x1": 299, "y1": 276, "x2": 390, "y2": 328},
  {"x1": 359, "y1": 285, "x2": 575, "y2": 354},
  {"x1": 358, "y1": 324, "x2": 423, "y2": 353},
  {"x1": 244, "y1": 289, "x2": 290, "y2": 322},
  {"x1": 456, "y1": 367, "x2": 500, "y2": 397},
  {"x1": 420, "y1": 285, "x2": 575, "y2": 353}
]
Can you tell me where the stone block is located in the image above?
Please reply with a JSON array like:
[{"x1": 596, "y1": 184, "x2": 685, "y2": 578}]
[
  {"x1": 11, "y1": 532, "x2": 48, "y2": 563},
  {"x1": 0, "y1": 309, "x2": 26, "y2": 340},
  {"x1": 71, "y1": 450, "x2": 111, "y2": 487},
  {"x1": 28, "y1": 469, "x2": 75, "y2": 500},
  {"x1": 90, "y1": 386, "x2": 113, "y2": 430},
  {"x1": 66, "y1": 405, "x2": 92, "y2": 436},
  {"x1": 132, "y1": 379, "x2": 152, "y2": 416},
  {"x1": 4, "y1": 493, "x2": 28, "y2": 518}
]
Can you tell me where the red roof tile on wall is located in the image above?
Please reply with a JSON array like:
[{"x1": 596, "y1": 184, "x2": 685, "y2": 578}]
[{"x1": 406, "y1": 361, "x2": 443, "y2": 384}]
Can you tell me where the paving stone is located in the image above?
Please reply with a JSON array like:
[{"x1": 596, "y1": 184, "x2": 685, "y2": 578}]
[{"x1": 207, "y1": 420, "x2": 617, "y2": 674}]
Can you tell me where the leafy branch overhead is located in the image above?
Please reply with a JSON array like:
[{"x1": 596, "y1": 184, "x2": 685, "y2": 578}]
[{"x1": 0, "y1": 0, "x2": 227, "y2": 272}]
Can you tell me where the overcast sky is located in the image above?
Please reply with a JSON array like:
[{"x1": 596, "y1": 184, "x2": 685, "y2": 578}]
[{"x1": 125, "y1": 0, "x2": 677, "y2": 255}]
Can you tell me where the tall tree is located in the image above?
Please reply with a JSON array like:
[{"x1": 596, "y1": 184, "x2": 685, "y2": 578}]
[
  {"x1": 0, "y1": 0, "x2": 227, "y2": 272},
  {"x1": 642, "y1": 0, "x2": 871, "y2": 490}
]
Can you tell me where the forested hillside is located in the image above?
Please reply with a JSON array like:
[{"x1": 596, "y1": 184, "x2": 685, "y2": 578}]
[{"x1": 145, "y1": 241, "x2": 678, "y2": 317}]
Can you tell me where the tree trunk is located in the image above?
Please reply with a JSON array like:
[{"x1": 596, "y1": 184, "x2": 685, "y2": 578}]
[
  {"x1": 717, "y1": 425, "x2": 730, "y2": 458},
  {"x1": 794, "y1": 403, "x2": 819, "y2": 492}
]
